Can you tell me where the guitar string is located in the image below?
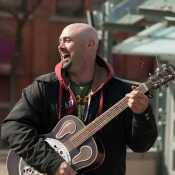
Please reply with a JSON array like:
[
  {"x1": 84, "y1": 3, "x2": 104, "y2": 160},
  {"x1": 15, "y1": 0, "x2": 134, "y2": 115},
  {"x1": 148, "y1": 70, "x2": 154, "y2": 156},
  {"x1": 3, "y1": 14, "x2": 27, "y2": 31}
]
[
  {"x1": 66, "y1": 98, "x2": 127, "y2": 150},
  {"x1": 70, "y1": 97, "x2": 129, "y2": 148},
  {"x1": 70, "y1": 99, "x2": 128, "y2": 149}
]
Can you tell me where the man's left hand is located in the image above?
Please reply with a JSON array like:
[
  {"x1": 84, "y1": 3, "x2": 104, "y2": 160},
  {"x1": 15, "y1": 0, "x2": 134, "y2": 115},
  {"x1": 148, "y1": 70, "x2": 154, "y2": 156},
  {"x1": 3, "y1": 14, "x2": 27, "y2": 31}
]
[{"x1": 126, "y1": 90, "x2": 149, "y2": 114}]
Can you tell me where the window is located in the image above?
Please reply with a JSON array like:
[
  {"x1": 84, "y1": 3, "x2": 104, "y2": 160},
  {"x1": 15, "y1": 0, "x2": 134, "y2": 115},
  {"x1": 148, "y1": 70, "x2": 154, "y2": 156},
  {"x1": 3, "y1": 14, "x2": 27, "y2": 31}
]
[
  {"x1": 0, "y1": 37, "x2": 14, "y2": 74},
  {"x1": 0, "y1": 37, "x2": 14, "y2": 63},
  {"x1": 0, "y1": 0, "x2": 21, "y2": 7},
  {"x1": 56, "y1": 0, "x2": 84, "y2": 17},
  {"x1": 174, "y1": 120, "x2": 175, "y2": 141},
  {"x1": 0, "y1": 0, "x2": 28, "y2": 14},
  {"x1": 173, "y1": 150, "x2": 175, "y2": 170},
  {"x1": 55, "y1": 0, "x2": 111, "y2": 18},
  {"x1": 91, "y1": 0, "x2": 106, "y2": 10}
]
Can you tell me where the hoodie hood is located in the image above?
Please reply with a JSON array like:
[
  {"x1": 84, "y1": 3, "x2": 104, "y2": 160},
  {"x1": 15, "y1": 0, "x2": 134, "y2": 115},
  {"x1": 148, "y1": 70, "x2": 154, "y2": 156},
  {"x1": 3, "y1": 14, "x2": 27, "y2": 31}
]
[
  {"x1": 54, "y1": 55, "x2": 113, "y2": 120},
  {"x1": 54, "y1": 55, "x2": 113, "y2": 94}
]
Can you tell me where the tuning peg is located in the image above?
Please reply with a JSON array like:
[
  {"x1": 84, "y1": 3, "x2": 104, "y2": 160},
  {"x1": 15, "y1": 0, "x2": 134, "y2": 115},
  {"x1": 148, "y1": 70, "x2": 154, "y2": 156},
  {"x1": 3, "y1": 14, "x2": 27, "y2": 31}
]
[
  {"x1": 162, "y1": 64, "x2": 167, "y2": 69},
  {"x1": 168, "y1": 74, "x2": 173, "y2": 79},
  {"x1": 155, "y1": 67, "x2": 160, "y2": 72},
  {"x1": 148, "y1": 73, "x2": 154, "y2": 81},
  {"x1": 168, "y1": 65, "x2": 175, "y2": 74}
]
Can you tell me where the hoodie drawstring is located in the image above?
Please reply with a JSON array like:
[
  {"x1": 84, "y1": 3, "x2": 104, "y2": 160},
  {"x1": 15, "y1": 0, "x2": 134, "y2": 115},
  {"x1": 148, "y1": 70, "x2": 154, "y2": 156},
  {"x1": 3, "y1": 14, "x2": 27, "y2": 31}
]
[{"x1": 98, "y1": 90, "x2": 104, "y2": 115}]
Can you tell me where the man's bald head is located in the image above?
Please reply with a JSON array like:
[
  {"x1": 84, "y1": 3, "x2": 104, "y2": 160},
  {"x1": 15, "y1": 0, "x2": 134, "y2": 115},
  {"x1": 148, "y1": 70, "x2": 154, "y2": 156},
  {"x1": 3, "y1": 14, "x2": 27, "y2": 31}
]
[
  {"x1": 58, "y1": 23, "x2": 99, "y2": 73},
  {"x1": 61, "y1": 23, "x2": 99, "y2": 51}
]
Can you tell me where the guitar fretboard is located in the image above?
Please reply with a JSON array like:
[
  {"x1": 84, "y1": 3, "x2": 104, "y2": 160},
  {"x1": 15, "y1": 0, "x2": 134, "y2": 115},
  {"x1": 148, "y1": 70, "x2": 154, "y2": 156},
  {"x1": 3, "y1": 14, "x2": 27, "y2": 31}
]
[{"x1": 68, "y1": 83, "x2": 149, "y2": 150}]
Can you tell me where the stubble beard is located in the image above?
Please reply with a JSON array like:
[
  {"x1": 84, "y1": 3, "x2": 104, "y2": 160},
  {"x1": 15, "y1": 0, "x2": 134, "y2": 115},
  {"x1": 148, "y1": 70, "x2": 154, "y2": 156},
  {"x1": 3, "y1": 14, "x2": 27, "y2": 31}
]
[{"x1": 61, "y1": 57, "x2": 72, "y2": 70}]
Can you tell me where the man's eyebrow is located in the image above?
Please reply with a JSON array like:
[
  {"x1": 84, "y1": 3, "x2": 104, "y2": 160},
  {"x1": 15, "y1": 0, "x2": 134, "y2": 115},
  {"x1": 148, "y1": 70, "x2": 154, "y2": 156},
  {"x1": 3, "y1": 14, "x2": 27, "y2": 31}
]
[
  {"x1": 59, "y1": 36, "x2": 72, "y2": 41},
  {"x1": 62, "y1": 36, "x2": 71, "y2": 39},
  {"x1": 65, "y1": 36, "x2": 73, "y2": 40}
]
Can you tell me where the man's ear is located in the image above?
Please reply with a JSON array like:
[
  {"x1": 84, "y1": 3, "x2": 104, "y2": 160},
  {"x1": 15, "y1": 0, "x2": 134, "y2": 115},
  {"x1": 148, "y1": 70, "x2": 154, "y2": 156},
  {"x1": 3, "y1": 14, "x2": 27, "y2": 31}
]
[{"x1": 88, "y1": 40, "x2": 95, "y2": 47}]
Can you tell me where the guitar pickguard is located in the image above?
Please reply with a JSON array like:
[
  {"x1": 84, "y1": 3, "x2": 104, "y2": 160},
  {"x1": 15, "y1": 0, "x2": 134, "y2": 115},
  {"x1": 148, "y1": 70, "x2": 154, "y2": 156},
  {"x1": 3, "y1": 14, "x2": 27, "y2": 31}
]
[{"x1": 45, "y1": 138, "x2": 71, "y2": 163}]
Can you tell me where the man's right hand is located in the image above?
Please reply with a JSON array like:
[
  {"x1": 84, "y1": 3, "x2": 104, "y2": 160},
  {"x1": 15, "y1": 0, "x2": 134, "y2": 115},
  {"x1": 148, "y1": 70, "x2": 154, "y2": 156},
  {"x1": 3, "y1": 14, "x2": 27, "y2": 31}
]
[{"x1": 55, "y1": 162, "x2": 77, "y2": 175}]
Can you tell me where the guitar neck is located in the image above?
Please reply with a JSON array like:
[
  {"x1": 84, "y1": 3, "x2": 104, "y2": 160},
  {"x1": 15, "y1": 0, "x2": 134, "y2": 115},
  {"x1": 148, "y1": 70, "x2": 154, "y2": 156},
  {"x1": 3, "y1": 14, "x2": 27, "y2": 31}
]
[{"x1": 70, "y1": 83, "x2": 149, "y2": 148}]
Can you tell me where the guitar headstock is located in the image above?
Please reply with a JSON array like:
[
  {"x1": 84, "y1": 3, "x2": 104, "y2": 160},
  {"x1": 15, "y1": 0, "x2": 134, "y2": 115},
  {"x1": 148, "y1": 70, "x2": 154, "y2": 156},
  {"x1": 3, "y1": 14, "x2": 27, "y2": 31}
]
[{"x1": 146, "y1": 64, "x2": 175, "y2": 90}]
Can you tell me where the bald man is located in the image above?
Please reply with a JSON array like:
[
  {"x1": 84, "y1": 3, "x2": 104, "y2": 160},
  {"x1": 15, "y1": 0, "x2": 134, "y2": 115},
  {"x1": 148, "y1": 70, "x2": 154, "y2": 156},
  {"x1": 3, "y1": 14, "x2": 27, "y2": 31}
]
[{"x1": 1, "y1": 23, "x2": 157, "y2": 175}]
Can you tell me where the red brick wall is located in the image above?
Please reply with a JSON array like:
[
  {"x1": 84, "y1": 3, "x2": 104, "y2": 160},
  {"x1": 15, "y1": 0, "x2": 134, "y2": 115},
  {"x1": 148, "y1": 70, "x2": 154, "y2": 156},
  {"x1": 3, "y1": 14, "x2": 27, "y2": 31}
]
[{"x1": 112, "y1": 54, "x2": 155, "y2": 82}]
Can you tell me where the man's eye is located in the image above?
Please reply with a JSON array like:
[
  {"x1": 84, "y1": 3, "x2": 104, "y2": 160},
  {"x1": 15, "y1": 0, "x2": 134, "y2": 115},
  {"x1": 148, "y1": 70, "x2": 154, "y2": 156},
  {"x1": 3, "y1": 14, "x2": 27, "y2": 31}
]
[
  {"x1": 65, "y1": 39, "x2": 71, "y2": 42},
  {"x1": 57, "y1": 38, "x2": 72, "y2": 46}
]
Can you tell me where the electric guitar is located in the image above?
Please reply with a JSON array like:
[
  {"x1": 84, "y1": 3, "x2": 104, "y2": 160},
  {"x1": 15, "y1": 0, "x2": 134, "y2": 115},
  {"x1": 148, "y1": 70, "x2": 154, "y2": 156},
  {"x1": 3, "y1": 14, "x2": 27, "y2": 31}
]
[{"x1": 7, "y1": 64, "x2": 175, "y2": 175}]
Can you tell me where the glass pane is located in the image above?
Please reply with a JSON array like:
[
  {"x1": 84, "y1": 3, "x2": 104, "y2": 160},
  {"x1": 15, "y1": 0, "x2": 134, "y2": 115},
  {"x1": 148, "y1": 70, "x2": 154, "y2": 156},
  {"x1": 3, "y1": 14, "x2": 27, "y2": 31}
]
[
  {"x1": 174, "y1": 120, "x2": 175, "y2": 141},
  {"x1": 0, "y1": 37, "x2": 15, "y2": 64},
  {"x1": 92, "y1": 0, "x2": 106, "y2": 10},
  {"x1": 173, "y1": 150, "x2": 175, "y2": 170},
  {"x1": 0, "y1": 0, "x2": 21, "y2": 7}
]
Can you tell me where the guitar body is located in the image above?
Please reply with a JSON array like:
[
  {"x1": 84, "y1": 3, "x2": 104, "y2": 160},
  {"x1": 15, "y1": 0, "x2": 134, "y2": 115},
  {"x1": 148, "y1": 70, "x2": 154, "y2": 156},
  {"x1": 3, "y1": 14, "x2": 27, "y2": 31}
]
[{"x1": 7, "y1": 115, "x2": 105, "y2": 175}]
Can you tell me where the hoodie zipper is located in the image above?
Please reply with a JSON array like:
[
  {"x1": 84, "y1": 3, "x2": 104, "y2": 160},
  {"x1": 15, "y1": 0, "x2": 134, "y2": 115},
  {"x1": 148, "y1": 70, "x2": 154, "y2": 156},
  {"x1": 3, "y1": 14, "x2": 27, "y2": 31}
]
[{"x1": 84, "y1": 90, "x2": 93, "y2": 122}]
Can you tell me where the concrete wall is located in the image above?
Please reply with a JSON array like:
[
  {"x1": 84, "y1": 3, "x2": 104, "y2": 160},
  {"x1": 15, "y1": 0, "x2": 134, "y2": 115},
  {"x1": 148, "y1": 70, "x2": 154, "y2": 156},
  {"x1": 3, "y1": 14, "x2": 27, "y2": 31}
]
[{"x1": 126, "y1": 151, "x2": 160, "y2": 175}]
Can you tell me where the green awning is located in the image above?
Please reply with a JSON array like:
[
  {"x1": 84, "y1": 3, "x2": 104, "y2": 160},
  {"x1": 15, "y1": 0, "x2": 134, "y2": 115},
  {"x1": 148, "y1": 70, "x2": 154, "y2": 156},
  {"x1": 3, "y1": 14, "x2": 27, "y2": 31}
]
[{"x1": 112, "y1": 21, "x2": 175, "y2": 57}]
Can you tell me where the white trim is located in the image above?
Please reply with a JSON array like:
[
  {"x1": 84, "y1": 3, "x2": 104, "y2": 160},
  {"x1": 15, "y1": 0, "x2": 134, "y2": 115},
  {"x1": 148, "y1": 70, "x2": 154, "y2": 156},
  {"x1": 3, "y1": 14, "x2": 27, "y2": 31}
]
[{"x1": 114, "y1": 76, "x2": 141, "y2": 84}]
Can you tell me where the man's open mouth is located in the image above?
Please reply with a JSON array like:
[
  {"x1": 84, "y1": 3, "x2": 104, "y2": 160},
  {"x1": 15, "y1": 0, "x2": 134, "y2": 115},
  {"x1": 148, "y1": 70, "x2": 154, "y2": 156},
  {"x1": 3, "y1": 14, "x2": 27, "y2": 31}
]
[{"x1": 61, "y1": 54, "x2": 70, "y2": 59}]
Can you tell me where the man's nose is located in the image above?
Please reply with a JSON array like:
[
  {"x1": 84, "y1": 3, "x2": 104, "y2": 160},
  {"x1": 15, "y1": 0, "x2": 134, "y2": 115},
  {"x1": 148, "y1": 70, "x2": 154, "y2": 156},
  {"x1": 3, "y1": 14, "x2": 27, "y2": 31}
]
[{"x1": 58, "y1": 41, "x2": 65, "y2": 50}]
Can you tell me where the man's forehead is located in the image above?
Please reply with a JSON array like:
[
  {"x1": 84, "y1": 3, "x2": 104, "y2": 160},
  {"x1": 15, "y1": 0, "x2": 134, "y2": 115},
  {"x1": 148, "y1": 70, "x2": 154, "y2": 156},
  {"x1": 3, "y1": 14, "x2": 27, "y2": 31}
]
[
  {"x1": 59, "y1": 23, "x2": 97, "y2": 42},
  {"x1": 60, "y1": 24, "x2": 91, "y2": 37},
  {"x1": 60, "y1": 27, "x2": 78, "y2": 38}
]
